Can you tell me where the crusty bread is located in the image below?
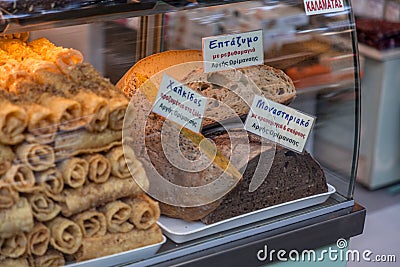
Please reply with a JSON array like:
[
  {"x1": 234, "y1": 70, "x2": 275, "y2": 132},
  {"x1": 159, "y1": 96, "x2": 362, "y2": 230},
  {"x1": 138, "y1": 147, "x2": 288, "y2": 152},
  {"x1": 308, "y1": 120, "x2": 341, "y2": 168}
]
[
  {"x1": 181, "y1": 65, "x2": 296, "y2": 125},
  {"x1": 116, "y1": 50, "x2": 203, "y2": 98}
]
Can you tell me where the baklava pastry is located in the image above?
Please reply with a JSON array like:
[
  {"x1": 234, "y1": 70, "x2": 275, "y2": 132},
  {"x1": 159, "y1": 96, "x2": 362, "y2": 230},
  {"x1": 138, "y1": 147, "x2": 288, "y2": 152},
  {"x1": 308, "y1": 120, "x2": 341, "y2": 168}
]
[
  {"x1": 39, "y1": 93, "x2": 84, "y2": 132},
  {"x1": 106, "y1": 146, "x2": 130, "y2": 179},
  {"x1": 47, "y1": 217, "x2": 82, "y2": 255},
  {"x1": 0, "y1": 198, "x2": 34, "y2": 238},
  {"x1": 125, "y1": 194, "x2": 160, "y2": 230},
  {"x1": 28, "y1": 193, "x2": 61, "y2": 222},
  {"x1": 26, "y1": 223, "x2": 50, "y2": 256},
  {"x1": 83, "y1": 154, "x2": 111, "y2": 184},
  {"x1": 72, "y1": 210, "x2": 107, "y2": 238},
  {"x1": 0, "y1": 232, "x2": 27, "y2": 258},
  {"x1": 57, "y1": 157, "x2": 88, "y2": 188},
  {"x1": 0, "y1": 100, "x2": 27, "y2": 145},
  {"x1": 100, "y1": 201, "x2": 133, "y2": 233},
  {"x1": 24, "y1": 103, "x2": 58, "y2": 144},
  {"x1": 15, "y1": 143, "x2": 55, "y2": 171},
  {"x1": 34, "y1": 249, "x2": 65, "y2": 267},
  {"x1": 74, "y1": 91, "x2": 109, "y2": 132}
]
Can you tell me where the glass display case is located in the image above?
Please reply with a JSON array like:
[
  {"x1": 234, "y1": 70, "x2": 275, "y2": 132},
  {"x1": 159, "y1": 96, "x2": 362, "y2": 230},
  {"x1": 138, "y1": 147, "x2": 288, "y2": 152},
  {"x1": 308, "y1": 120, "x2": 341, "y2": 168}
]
[{"x1": 0, "y1": 0, "x2": 365, "y2": 266}]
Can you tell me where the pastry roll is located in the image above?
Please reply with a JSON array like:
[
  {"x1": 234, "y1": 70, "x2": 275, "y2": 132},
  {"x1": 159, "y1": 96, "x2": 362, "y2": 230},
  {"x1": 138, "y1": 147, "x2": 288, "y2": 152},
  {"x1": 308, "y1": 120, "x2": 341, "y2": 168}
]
[
  {"x1": 0, "y1": 181, "x2": 19, "y2": 209},
  {"x1": 83, "y1": 154, "x2": 111, "y2": 184},
  {"x1": 75, "y1": 91, "x2": 109, "y2": 132},
  {"x1": 0, "y1": 198, "x2": 33, "y2": 238},
  {"x1": 29, "y1": 38, "x2": 83, "y2": 70},
  {"x1": 101, "y1": 201, "x2": 133, "y2": 233},
  {"x1": 34, "y1": 250, "x2": 65, "y2": 267},
  {"x1": 108, "y1": 96, "x2": 129, "y2": 131},
  {"x1": 24, "y1": 103, "x2": 58, "y2": 144},
  {"x1": 72, "y1": 210, "x2": 107, "y2": 238},
  {"x1": 15, "y1": 143, "x2": 55, "y2": 172},
  {"x1": 61, "y1": 176, "x2": 147, "y2": 217},
  {"x1": 58, "y1": 157, "x2": 88, "y2": 188},
  {"x1": 0, "y1": 144, "x2": 14, "y2": 175},
  {"x1": 28, "y1": 193, "x2": 61, "y2": 222},
  {"x1": 27, "y1": 223, "x2": 50, "y2": 256},
  {"x1": 4, "y1": 164, "x2": 36, "y2": 193},
  {"x1": 54, "y1": 129, "x2": 122, "y2": 159},
  {"x1": 0, "y1": 257, "x2": 30, "y2": 267},
  {"x1": 36, "y1": 168, "x2": 64, "y2": 201},
  {"x1": 106, "y1": 146, "x2": 130, "y2": 179},
  {"x1": 39, "y1": 94, "x2": 84, "y2": 132},
  {"x1": 0, "y1": 100, "x2": 27, "y2": 145},
  {"x1": 75, "y1": 224, "x2": 163, "y2": 262},
  {"x1": 48, "y1": 217, "x2": 82, "y2": 255},
  {"x1": 0, "y1": 232, "x2": 27, "y2": 258},
  {"x1": 125, "y1": 194, "x2": 160, "y2": 230}
]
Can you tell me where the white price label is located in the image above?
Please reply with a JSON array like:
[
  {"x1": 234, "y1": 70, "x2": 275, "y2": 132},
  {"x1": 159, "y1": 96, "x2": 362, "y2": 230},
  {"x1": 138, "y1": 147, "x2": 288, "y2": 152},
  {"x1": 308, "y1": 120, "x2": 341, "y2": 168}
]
[
  {"x1": 152, "y1": 74, "x2": 207, "y2": 133},
  {"x1": 303, "y1": 0, "x2": 346, "y2": 16},
  {"x1": 202, "y1": 30, "x2": 264, "y2": 73},
  {"x1": 244, "y1": 95, "x2": 315, "y2": 153}
]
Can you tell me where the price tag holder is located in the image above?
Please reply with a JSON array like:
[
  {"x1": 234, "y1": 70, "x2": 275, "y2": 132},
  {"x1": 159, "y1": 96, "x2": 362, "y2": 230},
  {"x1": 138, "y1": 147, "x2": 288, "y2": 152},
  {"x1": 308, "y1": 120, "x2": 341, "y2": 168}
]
[
  {"x1": 202, "y1": 30, "x2": 264, "y2": 73},
  {"x1": 244, "y1": 95, "x2": 316, "y2": 154},
  {"x1": 152, "y1": 74, "x2": 207, "y2": 133},
  {"x1": 303, "y1": 0, "x2": 346, "y2": 15}
]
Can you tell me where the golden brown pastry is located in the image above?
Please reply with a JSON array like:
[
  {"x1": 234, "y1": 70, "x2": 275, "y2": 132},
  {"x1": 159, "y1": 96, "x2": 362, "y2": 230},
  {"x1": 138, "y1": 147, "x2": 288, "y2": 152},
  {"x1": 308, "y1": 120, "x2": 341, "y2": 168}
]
[
  {"x1": 83, "y1": 154, "x2": 111, "y2": 184},
  {"x1": 72, "y1": 210, "x2": 107, "y2": 238},
  {"x1": 0, "y1": 198, "x2": 34, "y2": 238},
  {"x1": 108, "y1": 95, "x2": 129, "y2": 131},
  {"x1": 34, "y1": 249, "x2": 65, "y2": 267},
  {"x1": 60, "y1": 176, "x2": 147, "y2": 217},
  {"x1": 106, "y1": 146, "x2": 130, "y2": 179},
  {"x1": 0, "y1": 257, "x2": 30, "y2": 267},
  {"x1": 54, "y1": 129, "x2": 122, "y2": 159},
  {"x1": 39, "y1": 93, "x2": 84, "y2": 132},
  {"x1": 29, "y1": 38, "x2": 83, "y2": 71},
  {"x1": 125, "y1": 194, "x2": 160, "y2": 230},
  {"x1": 36, "y1": 168, "x2": 64, "y2": 201},
  {"x1": 15, "y1": 143, "x2": 55, "y2": 172},
  {"x1": 28, "y1": 193, "x2": 61, "y2": 222},
  {"x1": 47, "y1": 217, "x2": 82, "y2": 255},
  {"x1": 24, "y1": 103, "x2": 58, "y2": 144},
  {"x1": 0, "y1": 100, "x2": 27, "y2": 145},
  {"x1": 0, "y1": 181, "x2": 19, "y2": 209},
  {"x1": 0, "y1": 232, "x2": 27, "y2": 258},
  {"x1": 74, "y1": 91, "x2": 109, "y2": 132},
  {"x1": 4, "y1": 164, "x2": 36, "y2": 193},
  {"x1": 75, "y1": 224, "x2": 163, "y2": 262},
  {"x1": 57, "y1": 157, "x2": 88, "y2": 188},
  {"x1": 27, "y1": 223, "x2": 50, "y2": 256},
  {"x1": 100, "y1": 201, "x2": 133, "y2": 233},
  {"x1": 0, "y1": 144, "x2": 14, "y2": 176}
]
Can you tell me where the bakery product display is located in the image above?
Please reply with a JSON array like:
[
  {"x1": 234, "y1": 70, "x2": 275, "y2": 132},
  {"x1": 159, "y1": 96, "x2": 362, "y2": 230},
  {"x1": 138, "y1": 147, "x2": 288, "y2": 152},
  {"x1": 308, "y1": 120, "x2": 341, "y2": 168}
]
[
  {"x1": 0, "y1": 36, "x2": 163, "y2": 265},
  {"x1": 118, "y1": 50, "x2": 328, "y2": 224}
]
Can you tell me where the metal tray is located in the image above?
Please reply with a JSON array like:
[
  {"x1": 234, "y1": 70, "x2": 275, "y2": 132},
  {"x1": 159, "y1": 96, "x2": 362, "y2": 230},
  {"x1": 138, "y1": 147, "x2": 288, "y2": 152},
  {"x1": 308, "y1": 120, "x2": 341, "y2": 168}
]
[
  {"x1": 158, "y1": 184, "x2": 336, "y2": 243},
  {"x1": 67, "y1": 235, "x2": 166, "y2": 267}
]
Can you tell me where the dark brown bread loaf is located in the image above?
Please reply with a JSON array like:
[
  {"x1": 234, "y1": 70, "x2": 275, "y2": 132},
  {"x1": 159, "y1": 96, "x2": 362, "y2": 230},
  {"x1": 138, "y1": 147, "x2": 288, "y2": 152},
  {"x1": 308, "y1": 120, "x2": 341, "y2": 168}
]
[{"x1": 201, "y1": 131, "x2": 328, "y2": 224}]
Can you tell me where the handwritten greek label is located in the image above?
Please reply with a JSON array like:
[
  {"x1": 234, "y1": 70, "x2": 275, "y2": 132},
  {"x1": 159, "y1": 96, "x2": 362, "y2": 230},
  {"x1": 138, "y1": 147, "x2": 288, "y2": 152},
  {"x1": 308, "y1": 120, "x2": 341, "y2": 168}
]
[
  {"x1": 202, "y1": 30, "x2": 264, "y2": 73},
  {"x1": 152, "y1": 74, "x2": 207, "y2": 133},
  {"x1": 244, "y1": 95, "x2": 315, "y2": 153},
  {"x1": 303, "y1": 0, "x2": 345, "y2": 15}
]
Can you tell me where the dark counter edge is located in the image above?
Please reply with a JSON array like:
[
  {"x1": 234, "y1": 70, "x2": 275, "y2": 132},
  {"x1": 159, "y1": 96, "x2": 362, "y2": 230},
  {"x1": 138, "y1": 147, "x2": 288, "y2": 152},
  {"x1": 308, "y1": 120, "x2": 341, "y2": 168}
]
[{"x1": 128, "y1": 202, "x2": 365, "y2": 267}]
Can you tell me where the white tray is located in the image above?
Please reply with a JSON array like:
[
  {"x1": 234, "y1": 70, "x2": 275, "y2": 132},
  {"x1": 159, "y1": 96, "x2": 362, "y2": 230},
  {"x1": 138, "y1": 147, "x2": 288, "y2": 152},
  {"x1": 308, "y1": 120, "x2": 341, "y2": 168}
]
[
  {"x1": 67, "y1": 235, "x2": 166, "y2": 267},
  {"x1": 158, "y1": 184, "x2": 335, "y2": 243}
]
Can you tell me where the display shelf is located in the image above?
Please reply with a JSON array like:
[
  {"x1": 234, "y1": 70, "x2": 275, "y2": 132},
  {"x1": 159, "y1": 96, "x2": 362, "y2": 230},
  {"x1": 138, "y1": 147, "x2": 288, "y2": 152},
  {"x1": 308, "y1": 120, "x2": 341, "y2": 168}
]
[
  {"x1": 125, "y1": 201, "x2": 365, "y2": 266},
  {"x1": 0, "y1": 0, "x2": 249, "y2": 35}
]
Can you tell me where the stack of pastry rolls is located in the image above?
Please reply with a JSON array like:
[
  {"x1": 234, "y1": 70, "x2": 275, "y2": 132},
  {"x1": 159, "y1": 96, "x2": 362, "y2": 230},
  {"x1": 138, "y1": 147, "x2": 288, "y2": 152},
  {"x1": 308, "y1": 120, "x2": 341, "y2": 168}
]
[{"x1": 0, "y1": 36, "x2": 163, "y2": 266}]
